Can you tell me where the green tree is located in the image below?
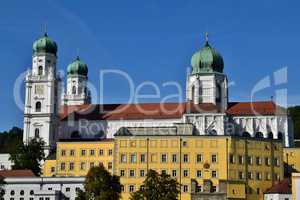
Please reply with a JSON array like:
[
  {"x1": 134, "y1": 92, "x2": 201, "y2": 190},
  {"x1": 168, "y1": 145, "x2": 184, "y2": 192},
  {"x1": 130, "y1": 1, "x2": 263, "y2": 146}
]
[
  {"x1": 130, "y1": 170, "x2": 180, "y2": 200},
  {"x1": 0, "y1": 176, "x2": 5, "y2": 198},
  {"x1": 76, "y1": 166, "x2": 121, "y2": 200},
  {"x1": 9, "y1": 138, "x2": 45, "y2": 176},
  {"x1": 0, "y1": 127, "x2": 23, "y2": 153}
]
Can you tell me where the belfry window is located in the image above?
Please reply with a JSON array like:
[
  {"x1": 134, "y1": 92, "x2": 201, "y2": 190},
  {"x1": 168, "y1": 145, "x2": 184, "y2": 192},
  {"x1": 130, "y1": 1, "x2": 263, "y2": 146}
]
[
  {"x1": 34, "y1": 128, "x2": 40, "y2": 138},
  {"x1": 38, "y1": 66, "x2": 43, "y2": 76},
  {"x1": 216, "y1": 84, "x2": 221, "y2": 103},
  {"x1": 72, "y1": 86, "x2": 76, "y2": 95},
  {"x1": 35, "y1": 101, "x2": 41, "y2": 112},
  {"x1": 191, "y1": 85, "x2": 195, "y2": 101}
]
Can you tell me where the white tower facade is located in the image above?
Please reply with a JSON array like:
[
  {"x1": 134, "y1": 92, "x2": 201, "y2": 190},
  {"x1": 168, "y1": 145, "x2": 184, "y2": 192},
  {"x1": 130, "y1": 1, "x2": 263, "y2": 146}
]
[
  {"x1": 63, "y1": 56, "x2": 90, "y2": 105},
  {"x1": 23, "y1": 33, "x2": 60, "y2": 154},
  {"x1": 186, "y1": 37, "x2": 228, "y2": 111}
]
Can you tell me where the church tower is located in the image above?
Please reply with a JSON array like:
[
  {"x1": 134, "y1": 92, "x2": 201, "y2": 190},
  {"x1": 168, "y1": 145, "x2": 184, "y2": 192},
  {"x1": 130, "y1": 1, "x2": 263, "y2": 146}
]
[
  {"x1": 63, "y1": 56, "x2": 90, "y2": 105},
  {"x1": 186, "y1": 34, "x2": 228, "y2": 111},
  {"x1": 23, "y1": 33, "x2": 60, "y2": 154}
]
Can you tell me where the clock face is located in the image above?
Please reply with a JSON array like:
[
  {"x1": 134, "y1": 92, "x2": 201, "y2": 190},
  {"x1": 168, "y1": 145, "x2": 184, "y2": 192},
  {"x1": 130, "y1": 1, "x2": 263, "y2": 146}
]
[{"x1": 35, "y1": 85, "x2": 44, "y2": 95}]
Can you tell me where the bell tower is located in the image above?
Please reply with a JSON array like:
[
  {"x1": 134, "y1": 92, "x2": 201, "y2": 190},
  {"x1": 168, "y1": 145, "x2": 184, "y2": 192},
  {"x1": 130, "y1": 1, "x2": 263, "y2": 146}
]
[
  {"x1": 63, "y1": 56, "x2": 90, "y2": 105},
  {"x1": 23, "y1": 33, "x2": 60, "y2": 155},
  {"x1": 186, "y1": 34, "x2": 228, "y2": 111}
]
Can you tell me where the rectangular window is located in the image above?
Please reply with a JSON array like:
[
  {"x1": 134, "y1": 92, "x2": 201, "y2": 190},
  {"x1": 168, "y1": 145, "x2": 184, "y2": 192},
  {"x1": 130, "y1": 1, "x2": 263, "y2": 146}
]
[
  {"x1": 161, "y1": 170, "x2": 167, "y2": 175},
  {"x1": 69, "y1": 162, "x2": 74, "y2": 171},
  {"x1": 90, "y1": 162, "x2": 95, "y2": 168},
  {"x1": 121, "y1": 154, "x2": 126, "y2": 163},
  {"x1": 238, "y1": 171, "x2": 244, "y2": 180},
  {"x1": 80, "y1": 162, "x2": 85, "y2": 170},
  {"x1": 81, "y1": 149, "x2": 86, "y2": 156},
  {"x1": 140, "y1": 170, "x2": 145, "y2": 177},
  {"x1": 247, "y1": 156, "x2": 253, "y2": 165},
  {"x1": 129, "y1": 185, "x2": 135, "y2": 192},
  {"x1": 256, "y1": 172, "x2": 262, "y2": 180},
  {"x1": 70, "y1": 149, "x2": 75, "y2": 156},
  {"x1": 211, "y1": 170, "x2": 217, "y2": 178},
  {"x1": 161, "y1": 154, "x2": 167, "y2": 163},
  {"x1": 265, "y1": 157, "x2": 270, "y2": 166},
  {"x1": 108, "y1": 149, "x2": 113, "y2": 156},
  {"x1": 99, "y1": 149, "x2": 104, "y2": 156},
  {"x1": 61, "y1": 150, "x2": 66, "y2": 156},
  {"x1": 196, "y1": 170, "x2": 202, "y2": 178},
  {"x1": 211, "y1": 154, "x2": 217, "y2": 163},
  {"x1": 197, "y1": 154, "x2": 203, "y2": 163},
  {"x1": 256, "y1": 157, "x2": 261, "y2": 165},
  {"x1": 129, "y1": 170, "x2": 135, "y2": 177},
  {"x1": 120, "y1": 170, "x2": 125, "y2": 177},
  {"x1": 172, "y1": 154, "x2": 177, "y2": 163},
  {"x1": 183, "y1": 185, "x2": 188, "y2": 192},
  {"x1": 140, "y1": 154, "x2": 146, "y2": 163},
  {"x1": 248, "y1": 172, "x2": 253, "y2": 180},
  {"x1": 183, "y1": 169, "x2": 188, "y2": 177},
  {"x1": 51, "y1": 167, "x2": 55, "y2": 173},
  {"x1": 183, "y1": 154, "x2": 189, "y2": 163},
  {"x1": 172, "y1": 170, "x2": 177, "y2": 177},
  {"x1": 229, "y1": 154, "x2": 234, "y2": 164},
  {"x1": 108, "y1": 162, "x2": 113, "y2": 170},
  {"x1": 60, "y1": 162, "x2": 65, "y2": 170},
  {"x1": 238, "y1": 155, "x2": 244, "y2": 164},
  {"x1": 130, "y1": 154, "x2": 137, "y2": 163},
  {"x1": 90, "y1": 149, "x2": 95, "y2": 156},
  {"x1": 274, "y1": 157, "x2": 279, "y2": 166},
  {"x1": 212, "y1": 186, "x2": 217, "y2": 192}
]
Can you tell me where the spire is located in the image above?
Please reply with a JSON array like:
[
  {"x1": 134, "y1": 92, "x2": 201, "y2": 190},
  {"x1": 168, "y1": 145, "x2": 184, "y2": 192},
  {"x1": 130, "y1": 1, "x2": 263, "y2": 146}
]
[
  {"x1": 42, "y1": 23, "x2": 48, "y2": 37},
  {"x1": 205, "y1": 32, "x2": 209, "y2": 46}
]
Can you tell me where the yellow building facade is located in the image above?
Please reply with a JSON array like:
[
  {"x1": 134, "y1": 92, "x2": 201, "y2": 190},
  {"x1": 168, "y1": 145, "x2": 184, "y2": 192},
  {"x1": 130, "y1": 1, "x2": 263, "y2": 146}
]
[
  {"x1": 43, "y1": 138, "x2": 114, "y2": 177},
  {"x1": 43, "y1": 128, "x2": 283, "y2": 200},
  {"x1": 284, "y1": 148, "x2": 300, "y2": 174}
]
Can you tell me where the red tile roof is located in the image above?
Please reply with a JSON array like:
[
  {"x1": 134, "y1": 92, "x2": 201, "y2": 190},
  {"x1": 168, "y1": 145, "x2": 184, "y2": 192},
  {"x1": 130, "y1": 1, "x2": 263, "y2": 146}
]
[
  {"x1": 0, "y1": 170, "x2": 35, "y2": 178},
  {"x1": 59, "y1": 101, "x2": 285, "y2": 121},
  {"x1": 227, "y1": 101, "x2": 286, "y2": 116},
  {"x1": 60, "y1": 102, "x2": 220, "y2": 121},
  {"x1": 264, "y1": 179, "x2": 291, "y2": 194}
]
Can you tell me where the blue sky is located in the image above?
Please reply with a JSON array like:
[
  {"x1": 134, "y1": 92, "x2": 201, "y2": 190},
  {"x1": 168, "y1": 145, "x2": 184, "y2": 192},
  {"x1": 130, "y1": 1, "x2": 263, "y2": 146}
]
[{"x1": 0, "y1": 0, "x2": 299, "y2": 131}]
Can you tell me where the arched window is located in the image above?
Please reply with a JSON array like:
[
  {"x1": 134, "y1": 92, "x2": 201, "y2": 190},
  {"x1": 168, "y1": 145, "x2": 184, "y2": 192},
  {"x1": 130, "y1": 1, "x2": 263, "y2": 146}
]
[
  {"x1": 267, "y1": 132, "x2": 274, "y2": 139},
  {"x1": 242, "y1": 132, "x2": 251, "y2": 137},
  {"x1": 34, "y1": 128, "x2": 40, "y2": 138},
  {"x1": 278, "y1": 132, "x2": 283, "y2": 140},
  {"x1": 72, "y1": 86, "x2": 76, "y2": 95},
  {"x1": 35, "y1": 101, "x2": 41, "y2": 112},
  {"x1": 71, "y1": 131, "x2": 81, "y2": 138},
  {"x1": 38, "y1": 66, "x2": 43, "y2": 75},
  {"x1": 255, "y1": 132, "x2": 264, "y2": 139},
  {"x1": 216, "y1": 84, "x2": 222, "y2": 103}
]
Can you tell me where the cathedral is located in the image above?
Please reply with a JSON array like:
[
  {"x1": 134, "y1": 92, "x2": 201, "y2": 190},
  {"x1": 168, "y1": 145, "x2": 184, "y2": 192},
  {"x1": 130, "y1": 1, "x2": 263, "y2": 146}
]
[{"x1": 23, "y1": 33, "x2": 294, "y2": 155}]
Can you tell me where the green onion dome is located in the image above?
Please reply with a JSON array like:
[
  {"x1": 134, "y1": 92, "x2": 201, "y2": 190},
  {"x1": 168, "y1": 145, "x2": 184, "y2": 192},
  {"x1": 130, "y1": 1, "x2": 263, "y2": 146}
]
[
  {"x1": 67, "y1": 56, "x2": 88, "y2": 76},
  {"x1": 191, "y1": 39, "x2": 224, "y2": 74},
  {"x1": 32, "y1": 33, "x2": 57, "y2": 55}
]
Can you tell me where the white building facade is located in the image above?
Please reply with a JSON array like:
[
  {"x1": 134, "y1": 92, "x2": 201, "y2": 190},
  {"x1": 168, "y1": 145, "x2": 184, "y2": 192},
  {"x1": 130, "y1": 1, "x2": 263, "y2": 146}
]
[
  {"x1": 2, "y1": 177, "x2": 84, "y2": 200},
  {"x1": 0, "y1": 154, "x2": 12, "y2": 171}
]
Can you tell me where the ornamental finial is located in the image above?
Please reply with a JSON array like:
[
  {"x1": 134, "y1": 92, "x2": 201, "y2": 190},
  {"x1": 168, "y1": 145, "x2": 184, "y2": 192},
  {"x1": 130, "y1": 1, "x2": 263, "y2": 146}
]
[
  {"x1": 42, "y1": 23, "x2": 48, "y2": 36},
  {"x1": 76, "y1": 48, "x2": 80, "y2": 60},
  {"x1": 205, "y1": 32, "x2": 209, "y2": 43}
]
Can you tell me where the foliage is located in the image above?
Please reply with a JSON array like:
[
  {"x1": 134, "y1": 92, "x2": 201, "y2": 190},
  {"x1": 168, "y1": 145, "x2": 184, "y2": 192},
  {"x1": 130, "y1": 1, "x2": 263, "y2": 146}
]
[
  {"x1": 76, "y1": 165, "x2": 121, "y2": 200},
  {"x1": 0, "y1": 176, "x2": 5, "y2": 198},
  {"x1": 130, "y1": 170, "x2": 180, "y2": 200},
  {"x1": 9, "y1": 137, "x2": 45, "y2": 176},
  {"x1": 0, "y1": 127, "x2": 23, "y2": 153},
  {"x1": 288, "y1": 106, "x2": 300, "y2": 139}
]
